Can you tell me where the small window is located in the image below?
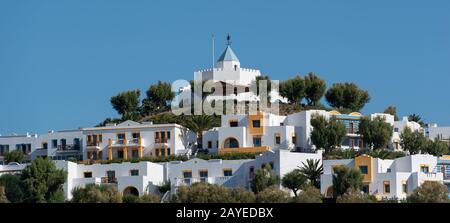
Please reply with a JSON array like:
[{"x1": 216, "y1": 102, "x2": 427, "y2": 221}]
[
  {"x1": 387, "y1": 168, "x2": 391, "y2": 173},
  {"x1": 199, "y1": 170, "x2": 208, "y2": 178},
  {"x1": 362, "y1": 184, "x2": 369, "y2": 194},
  {"x1": 130, "y1": 169, "x2": 139, "y2": 176},
  {"x1": 167, "y1": 148, "x2": 171, "y2": 156},
  {"x1": 183, "y1": 171, "x2": 192, "y2": 178},
  {"x1": 42, "y1": 142, "x2": 48, "y2": 150},
  {"x1": 229, "y1": 121, "x2": 238, "y2": 127},
  {"x1": 208, "y1": 141, "x2": 212, "y2": 149},
  {"x1": 420, "y1": 165, "x2": 429, "y2": 173},
  {"x1": 275, "y1": 134, "x2": 281, "y2": 145},
  {"x1": 359, "y1": 166, "x2": 368, "y2": 174},
  {"x1": 252, "y1": 120, "x2": 261, "y2": 128},
  {"x1": 384, "y1": 181, "x2": 390, "y2": 194},
  {"x1": 52, "y1": 140, "x2": 58, "y2": 148},
  {"x1": 223, "y1": 169, "x2": 233, "y2": 177},
  {"x1": 402, "y1": 181, "x2": 408, "y2": 193},
  {"x1": 269, "y1": 162, "x2": 274, "y2": 169},
  {"x1": 84, "y1": 172, "x2": 92, "y2": 178}
]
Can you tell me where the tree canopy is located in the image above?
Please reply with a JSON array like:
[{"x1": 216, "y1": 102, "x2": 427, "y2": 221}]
[
  {"x1": 310, "y1": 115, "x2": 346, "y2": 154},
  {"x1": 358, "y1": 116, "x2": 393, "y2": 150},
  {"x1": 304, "y1": 73, "x2": 326, "y2": 106},
  {"x1": 325, "y1": 82, "x2": 370, "y2": 111},
  {"x1": 281, "y1": 169, "x2": 307, "y2": 196},
  {"x1": 110, "y1": 89, "x2": 141, "y2": 120},
  {"x1": 407, "y1": 181, "x2": 449, "y2": 203},
  {"x1": 279, "y1": 75, "x2": 305, "y2": 105},
  {"x1": 251, "y1": 164, "x2": 280, "y2": 194},
  {"x1": 298, "y1": 159, "x2": 323, "y2": 188},
  {"x1": 332, "y1": 165, "x2": 363, "y2": 197},
  {"x1": 400, "y1": 127, "x2": 428, "y2": 154}
]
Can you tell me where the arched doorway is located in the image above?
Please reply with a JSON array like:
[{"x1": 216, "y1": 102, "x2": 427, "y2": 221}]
[
  {"x1": 123, "y1": 186, "x2": 139, "y2": 196},
  {"x1": 223, "y1": 137, "x2": 239, "y2": 148}
]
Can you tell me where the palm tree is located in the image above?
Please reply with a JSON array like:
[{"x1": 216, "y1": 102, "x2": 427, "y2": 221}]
[
  {"x1": 180, "y1": 115, "x2": 220, "y2": 151},
  {"x1": 408, "y1": 113, "x2": 425, "y2": 127},
  {"x1": 298, "y1": 159, "x2": 323, "y2": 188}
]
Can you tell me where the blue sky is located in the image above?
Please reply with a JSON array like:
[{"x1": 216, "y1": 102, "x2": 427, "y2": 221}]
[{"x1": 0, "y1": 0, "x2": 449, "y2": 134}]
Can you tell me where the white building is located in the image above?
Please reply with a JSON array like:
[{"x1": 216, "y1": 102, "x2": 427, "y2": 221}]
[
  {"x1": 427, "y1": 124, "x2": 450, "y2": 141},
  {"x1": 320, "y1": 154, "x2": 443, "y2": 200},
  {"x1": 0, "y1": 133, "x2": 37, "y2": 163},
  {"x1": 55, "y1": 160, "x2": 165, "y2": 200}
]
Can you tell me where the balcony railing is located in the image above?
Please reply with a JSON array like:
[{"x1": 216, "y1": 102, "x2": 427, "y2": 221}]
[
  {"x1": 101, "y1": 177, "x2": 117, "y2": 184},
  {"x1": 219, "y1": 146, "x2": 269, "y2": 154},
  {"x1": 57, "y1": 144, "x2": 81, "y2": 151},
  {"x1": 174, "y1": 176, "x2": 232, "y2": 186},
  {"x1": 87, "y1": 141, "x2": 101, "y2": 147}
]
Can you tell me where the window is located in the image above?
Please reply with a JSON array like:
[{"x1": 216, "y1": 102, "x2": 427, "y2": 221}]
[
  {"x1": 130, "y1": 169, "x2": 139, "y2": 176},
  {"x1": 384, "y1": 181, "x2": 390, "y2": 194},
  {"x1": 132, "y1": 132, "x2": 140, "y2": 144},
  {"x1": 84, "y1": 172, "x2": 92, "y2": 178},
  {"x1": 98, "y1": 134, "x2": 103, "y2": 143},
  {"x1": 167, "y1": 148, "x2": 171, "y2": 156},
  {"x1": 387, "y1": 168, "x2": 391, "y2": 173},
  {"x1": 420, "y1": 165, "x2": 429, "y2": 173},
  {"x1": 269, "y1": 162, "x2": 274, "y2": 169},
  {"x1": 362, "y1": 184, "x2": 369, "y2": 194},
  {"x1": 131, "y1": 150, "x2": 139, "y2": 158},
  {"x1": 117, "y1": 133, "x2": 125, "y2": 144},
  {"x1": 292, "y1": 134, "x2": 297, "y2": 146},
  {"x1": 167, "y1": 131, "x2": 171, "y2": 139},
  {"x1": 229, "y1": 120, "x2": 238, "y2": 127},
  {"x1": 106, "y1": 171, "x2": 116, "y2": 183},
  {"x1": 253, "y1": 137, "x2": 262, "y2": 147},
  {"x1": 199, "y1": 170, "x2": 208, "y2": 183},
  {"x1": 52, "y1": 139, "x2": 58, "y2": 148},
  {"x1": 249, "y1": 166, "x2": 255, "y2": 179},
  {"x1": 252, "y1": 120, "x2": 261, "y2": 128},
  {"x1": 394, "y1": 128, "x2": 399, "y2": 133},
  {"x1": 359, "y1": 166, "x2": 368, "y2": 174},
  {"x1": 42, "y1": 142, "x2": 48, "y2": 150},
  {"x1": 208, "y1": 141, "x2": 212, "y2": 149},
  {"x1": 402, "y1": 181, "x2": 408, "y2": 193},
  {"x1": 275, "y1": 134, "x2": 281, "y2": 145},
  {"x1": 183, "y1": 171, "x2": 192, "y2": 178},
  {"x1": 223, "y1": 169, "x2": 233, "y2": 177},
  {"x1": 0, "y1": 145, "x2": 9, "y2": 155}
]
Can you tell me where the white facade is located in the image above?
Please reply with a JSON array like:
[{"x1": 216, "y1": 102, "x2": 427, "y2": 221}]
[
  {"x1": 427, "y1": 124, "x2": 450, "y2": 141},
  {"x1": 55, "y1": 160, "x2": 165, "y2": 200},
  {"x1": 320, "y1": 154, "x2": 443, "y2": 200}
]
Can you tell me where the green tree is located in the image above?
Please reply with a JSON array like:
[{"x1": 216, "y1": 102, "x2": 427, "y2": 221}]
[
  {"x1": 299, "y1": 159, "x2": 324, "y2": 188},
  {"x1": 400, "y1": 127, "x2": 428, "y2": 154},
  {"x1": 310, "y1": 115, "x2": 346, "y2": 154},
  {"x1": 181, "y1": 115, "x2": 220, "y2": 149},
  {"x1": 251, "y1": 75, "x2": 272, "y2": 96},
  {"x1": 358, "y1": 116, "x2": 393, "y2": 150},
  {"x1": 304, "y1": 73, "x2": 326, "y2": 106},
  {"x1": 407, "y1": 181, "x2": 449, "y2": 203},
  {"x1": 408, "y1": 113, "x2": 425, "y2": 127},
  {"x1": 425, "y1": 138, "x2": 449, "y2": 157},
  {"x1": 291, "y1": 185, "x2": 322, "y2": 203},
  {"x1": 0, "y1": 174, "x2": 24, "y2": 203},
  {"x1": 110, "y1": 89, "x2": 141, "y2": 120},
  {"x1": 336, "y1": 188, "x2": 374, "y2": 203},
  {"x1": 251, "y1": 164, "x2": 280, "y2": 194},
  {"x1": 279, "y1": 75, "x2": 305, "y2": 105},
  {"x1": 281, "y1": 169, "x2": 307, "y2": 196},
  {"x1": 0, "y1": 186, "x2": 8, "y2": 203},
  {"x1": 332, "y1": 165, "x2": 363, "y2": 197},
  {"x1": 325, "y1": 82, "x2": 370, "y2": 111},
  {"x1": 71, "y1": 184, "x2": 122, "y2": 203},
  {"x1": 383, "y1": 106, "x2": 399, "y2": 121},
  {"x1": 255, "y1": 187, "x2": 290, "y2": 203},
  {"x1": 21, "y1": 157, "x2": 67, "y2": 203},
  {"x1": 146, "y1": 81, "x2": 175, "y2": 109},
  {"x1": 4, "y1": 150, "x2": 25, "y2": 164}
]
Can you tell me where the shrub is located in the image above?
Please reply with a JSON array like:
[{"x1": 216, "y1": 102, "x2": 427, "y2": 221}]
[
  {"x1": 407, "y1": 181, "x2": 449, "y2": 203},
  {"x1": 336, "y1": 189, "x2": 375, "y2": 203},
  {"x1": 255, "y1": 187, "x2": 290, "y2": 203},
  {"x1": 292, "y1": 185, "x2": 322, "y2": 203}
]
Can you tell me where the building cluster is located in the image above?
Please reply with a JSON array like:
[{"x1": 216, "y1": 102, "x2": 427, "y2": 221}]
[{"x1": 1, "y1": 40, "x2": 449, "y2": 201}]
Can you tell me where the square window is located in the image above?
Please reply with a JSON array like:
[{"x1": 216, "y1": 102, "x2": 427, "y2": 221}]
[
  {"x1": 84, "y1": 172, "x2": 92, "y2": 178},
  {"x1": 130, "y1": 169, "x2": 139, "y2": 176},
  {"x1": 223, "y1": 169, "x2": 233, "y2": 177},
  {"x1": 359, "y1": 166, "x2": 368, "y2": 174},
  {"x1": 252, "y1": 120, "x2": 261, "y2": 128},
  {"x1": 362, "y1": 185, "x2": 369, "y2": 193},
  {"x1": 420, "y1": 165, "x2": 429, "y2": 173},
  {"x1": 183, "y1": 171, "x2": 192, "y2": 178}
]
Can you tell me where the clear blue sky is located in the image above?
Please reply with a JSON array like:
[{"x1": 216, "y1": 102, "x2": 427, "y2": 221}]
[{"x1": 1, "y1": 0, "x2": 449, "y2": 134}]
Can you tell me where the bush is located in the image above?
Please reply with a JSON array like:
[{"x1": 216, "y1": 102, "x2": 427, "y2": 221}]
[
  {"x1": 255, "y1": 187, "x2": 290, "y2": 203},
  {"x1": 229, "y1": 187, "x2": 256, "y2": 203},
  {"x1": 122, "y1": 194, "x2": 141, "y2": 203},
  {"x1": 0, "y1": 174, "x2": 24, "y2": 203},
  {"x1": 251, "y1": 164, "x2": 280, "y2": 194},
  {"x1": 336, "y1": 189, "x2": 375, "y2": 203},
  {"x1": 4, "y1": 150, "x2": 25, "y2": 164},
  {"x1": 0, "y1": 186, "x2": 9, "y2": 203},
  {"x1": 172, "y1": 183, "x2": 232, "y2": 203},
  {"x1": 71, "y1": 184, "x2": 122, "y2": 203},
  {"x1": 157, "y1": 180, "x2": 171, "y2": 194},
  {"x1": 407, "y1": 181, "x2": 449, "y2": 203},
  {"x1": 139, "y1": 193, "x2": 161, "y2": 203},
  {"x1": 292, "y1": 185, "x2": 322, "y2": 203}
]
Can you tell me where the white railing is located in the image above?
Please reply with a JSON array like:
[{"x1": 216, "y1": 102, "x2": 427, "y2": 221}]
[{"x1": 174, "y1": 176, "x2": 232, "y2": 187}]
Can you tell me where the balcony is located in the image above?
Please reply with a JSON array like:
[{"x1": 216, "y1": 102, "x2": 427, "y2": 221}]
[
  {"x1": 219, "y1": 146, "x2": 269, "y2": 154},
  {"x1": 57, "y1": 144, "x2": 81, "y2": 152},
  {"x1": 86, "y1": 141, "x2": 101, "y2": 150},
  {"x1": 101, "y1": 177, "x2": 118, "y2": 184},
  {"x1": 154, "y1": 138, "x2": 169, "y2": 147}
]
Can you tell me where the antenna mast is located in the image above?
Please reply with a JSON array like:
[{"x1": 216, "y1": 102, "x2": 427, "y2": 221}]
[{"x1": 212, "y1": 33, "x2": 215, "y2": 68}]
